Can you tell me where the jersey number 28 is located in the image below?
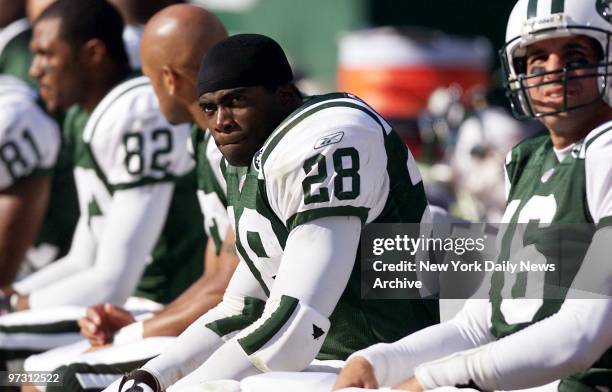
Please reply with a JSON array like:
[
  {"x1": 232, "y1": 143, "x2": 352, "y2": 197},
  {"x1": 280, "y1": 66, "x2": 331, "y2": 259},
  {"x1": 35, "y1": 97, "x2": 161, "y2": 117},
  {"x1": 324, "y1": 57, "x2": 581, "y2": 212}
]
[{"x1": 302, "y1": 147, "x2": 360, "y2": 204}]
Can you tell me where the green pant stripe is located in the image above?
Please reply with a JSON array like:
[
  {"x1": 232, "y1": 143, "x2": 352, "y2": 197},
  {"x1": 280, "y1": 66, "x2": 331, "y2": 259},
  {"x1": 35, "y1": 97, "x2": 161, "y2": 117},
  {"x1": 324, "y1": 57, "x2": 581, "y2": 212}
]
[
  {"x1": 0, "y1": 320, "x2": 79, "y2": 334},
  {"x1": 0, "y1": 349, "x2": 42, "y2": 371},
  {"x1": 527, "y1": 0, "x2": 538, "y2": 17},
  {"x1": 206, "y1": 297, "x2": 266, "y2": 337},
  {"x1": 238, "y1": 295, "x2": 298, "y2": 355},
  {"x1": 48, "y1": 358, "x2": 152, "y2": 392}
]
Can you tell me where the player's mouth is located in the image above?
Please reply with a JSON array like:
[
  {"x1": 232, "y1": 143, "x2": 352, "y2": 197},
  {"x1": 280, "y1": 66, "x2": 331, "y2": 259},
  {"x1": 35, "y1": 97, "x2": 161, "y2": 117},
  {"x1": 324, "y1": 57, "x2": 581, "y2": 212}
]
[
  {"x1": 540, "y1": 86, "x2": 578, "y2": 105},
  {"x1": 216, "y1": 135, "x2": 247, "y2": 147},
  {"x1": 38, "y1": 84, "x2": 53, "y2": 100}
]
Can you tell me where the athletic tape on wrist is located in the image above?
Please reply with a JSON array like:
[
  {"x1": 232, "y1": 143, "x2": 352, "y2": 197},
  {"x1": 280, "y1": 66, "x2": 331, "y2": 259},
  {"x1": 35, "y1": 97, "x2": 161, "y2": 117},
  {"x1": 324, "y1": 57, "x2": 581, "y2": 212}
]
[{"x1": 113, "y1": 321, "x2": 145, "y2": 346}]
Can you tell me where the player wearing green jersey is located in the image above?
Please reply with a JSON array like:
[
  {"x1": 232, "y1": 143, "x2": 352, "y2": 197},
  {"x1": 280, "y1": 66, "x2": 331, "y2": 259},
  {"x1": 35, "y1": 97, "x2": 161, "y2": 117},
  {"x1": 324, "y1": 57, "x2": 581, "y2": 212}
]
[
  {"x1": 20, "y1": 6, "x2": 239, "y2": 391},
  {"x1": 0, "y1": 0, "x2": 204, "y2": 370},
  {"x1": 113, "y1": 33, "x2": 437, "y2": 392},
  {"x1": 335, "y1": 0, "x2": 612, "y2": 391}
]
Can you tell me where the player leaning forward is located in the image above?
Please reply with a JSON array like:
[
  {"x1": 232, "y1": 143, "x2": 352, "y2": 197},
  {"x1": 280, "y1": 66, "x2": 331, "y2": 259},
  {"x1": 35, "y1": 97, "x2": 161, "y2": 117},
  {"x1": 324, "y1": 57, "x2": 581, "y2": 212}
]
[
  {"x1": 113, "y1": 34, "x2": 438, "y2": 391},
  {"x1": 333, "y1": 0, "x2": 612, "y2": 391},
  {"x1": 0, "y1": 0, "x2": 203, "y2": 368}
]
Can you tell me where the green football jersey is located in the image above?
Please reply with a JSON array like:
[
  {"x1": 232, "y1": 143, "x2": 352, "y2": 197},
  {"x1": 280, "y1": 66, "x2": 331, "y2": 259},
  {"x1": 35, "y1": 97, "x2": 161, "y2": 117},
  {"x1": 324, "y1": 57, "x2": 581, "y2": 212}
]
[
  {"x1": 223, "y1": 93, "x2": 438, "y2": 360},
  {"x1": 63, "y1": 77, "x2": 205, "y2": 304},
  {"x1": 490, "y1": 126, "x2": 612, "y2": 391},
  {"x1": 191, "y1": 126, "x2": 229, "y2": 255}
]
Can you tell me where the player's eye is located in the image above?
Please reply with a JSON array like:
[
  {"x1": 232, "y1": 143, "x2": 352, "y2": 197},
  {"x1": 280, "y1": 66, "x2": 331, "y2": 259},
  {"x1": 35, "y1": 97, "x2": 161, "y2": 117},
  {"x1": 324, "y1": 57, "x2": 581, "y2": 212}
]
[
  {"x1": 200, "y1": 103, "x2": 216, "y2": 114},
  {"x1": 527, "y1": 65, "x2": 546, "y2": 76},
  {"x1": 230, "y1": 95, "x2": 245, "y2": 106},
  {"x1": 565, "y1": 56, "x2": 590, "y2": 68}
]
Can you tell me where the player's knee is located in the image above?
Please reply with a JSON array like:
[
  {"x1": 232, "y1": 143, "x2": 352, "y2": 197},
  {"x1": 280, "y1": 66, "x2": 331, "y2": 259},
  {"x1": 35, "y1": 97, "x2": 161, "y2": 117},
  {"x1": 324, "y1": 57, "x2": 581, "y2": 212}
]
[{"x1": 235, "y1": 295, "x2": 330, "y2": 372}]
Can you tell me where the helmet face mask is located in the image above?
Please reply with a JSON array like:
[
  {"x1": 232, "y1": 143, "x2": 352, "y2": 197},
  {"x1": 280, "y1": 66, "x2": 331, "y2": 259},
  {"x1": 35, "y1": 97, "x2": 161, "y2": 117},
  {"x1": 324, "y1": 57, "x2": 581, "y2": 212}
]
[{"x1": 501, "y1": 0, "x2": 612, "y2": 119}]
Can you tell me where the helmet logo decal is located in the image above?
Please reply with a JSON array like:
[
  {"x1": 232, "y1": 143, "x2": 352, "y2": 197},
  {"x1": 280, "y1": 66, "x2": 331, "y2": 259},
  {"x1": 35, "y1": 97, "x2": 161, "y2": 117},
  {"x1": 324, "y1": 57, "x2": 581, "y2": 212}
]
[{"x1": 597, "y1": 0, "x2": 612, "y2": 23}]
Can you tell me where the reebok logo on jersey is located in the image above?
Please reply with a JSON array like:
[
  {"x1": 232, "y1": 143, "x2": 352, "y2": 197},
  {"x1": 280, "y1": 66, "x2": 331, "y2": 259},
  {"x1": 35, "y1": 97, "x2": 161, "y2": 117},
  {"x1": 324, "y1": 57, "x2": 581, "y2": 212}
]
[
  {"x1": 312, "y1": 324, "x2": 324, "y2": 340},
  {"x1": 314, "y1": 131, "x2": 344, "y2": 149}
]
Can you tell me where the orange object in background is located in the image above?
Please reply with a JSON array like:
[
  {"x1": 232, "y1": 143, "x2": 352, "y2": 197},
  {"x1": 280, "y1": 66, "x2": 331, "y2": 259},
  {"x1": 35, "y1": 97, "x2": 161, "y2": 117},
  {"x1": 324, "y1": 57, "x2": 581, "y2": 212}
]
[
  {"x1": 339, "y1": 66, "x2": 489, "y2": 119},
  {"x1": 337, "y1": 27, "x2": 492, "y2": 157},
  {"x1": 337, "y1": 27, "x2": 491, "y2": 118}
]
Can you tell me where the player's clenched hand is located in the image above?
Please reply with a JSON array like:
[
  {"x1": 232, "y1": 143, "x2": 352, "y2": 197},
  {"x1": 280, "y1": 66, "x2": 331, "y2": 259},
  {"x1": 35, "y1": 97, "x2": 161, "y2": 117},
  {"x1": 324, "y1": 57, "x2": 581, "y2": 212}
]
[
  {"x1": 79, "y1": 304, "x2": 111, "y2": 345},
  {"x1": 332, "y1": 356, "x2": 379, "y2": 390},
  {"x1": 79, "y1": 303, "x2": 135, "y2": 345}
]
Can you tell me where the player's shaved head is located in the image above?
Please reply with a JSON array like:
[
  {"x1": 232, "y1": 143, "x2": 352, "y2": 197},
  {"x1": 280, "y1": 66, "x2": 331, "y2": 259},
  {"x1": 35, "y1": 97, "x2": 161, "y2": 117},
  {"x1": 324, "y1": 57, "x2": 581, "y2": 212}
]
[
  {"x1": 141, "y1": 4, "x2": 226, "y2": 74},
  {"x1": 140, "y1": 4, "x2": 227, "y2": 124}
]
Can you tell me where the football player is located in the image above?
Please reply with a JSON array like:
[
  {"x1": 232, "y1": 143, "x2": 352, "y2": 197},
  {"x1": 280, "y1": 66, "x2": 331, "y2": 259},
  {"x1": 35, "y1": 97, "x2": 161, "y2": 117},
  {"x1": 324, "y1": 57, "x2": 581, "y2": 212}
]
[
  {"x1": 1, "y1": 0, "x2": 82, "y2": 281},
  {"x1": 21, "y1": 5, "x2": 238, "y2": 391},
  {"x1": 0, "y1": 0, "x2": 204, "y2": 370},
  {"x1": 110, "y1": 33, "x2": 438, "y2": 392},
  {"x1": 334, "y1": 0, "x2": 612, "y2": 390},
  {"x1": 0, "y1": 75, "x2": 59, "y2": 288}
]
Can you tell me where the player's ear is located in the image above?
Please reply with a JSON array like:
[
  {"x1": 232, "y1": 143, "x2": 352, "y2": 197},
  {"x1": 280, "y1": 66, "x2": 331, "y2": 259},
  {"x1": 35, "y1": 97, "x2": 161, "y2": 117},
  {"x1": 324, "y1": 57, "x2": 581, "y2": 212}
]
[
  {"x1": 276, "y1": 83, "x2": 300, "y2": 109},
  {"x1": 80, "y1": 38, "x2": 107, "y2": 67},
  {"x1": 161, "y1": 65, "x2": 179, "y2": 96}
]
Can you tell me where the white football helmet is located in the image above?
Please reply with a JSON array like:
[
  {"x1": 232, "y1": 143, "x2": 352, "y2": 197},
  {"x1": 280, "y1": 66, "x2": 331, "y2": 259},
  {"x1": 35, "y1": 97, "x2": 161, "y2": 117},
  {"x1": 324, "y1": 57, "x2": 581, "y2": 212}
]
[{"x1": 501, "y1": 0, "x2": 612, "y2": 118}]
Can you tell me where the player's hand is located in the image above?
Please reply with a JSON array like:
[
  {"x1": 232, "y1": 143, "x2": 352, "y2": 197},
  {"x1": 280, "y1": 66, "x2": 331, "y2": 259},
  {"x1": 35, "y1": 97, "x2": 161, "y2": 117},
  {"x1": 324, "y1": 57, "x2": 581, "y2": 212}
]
[
  {"x1": 85, "y1": 343, "x2": 112, "y2": 353},
  {"x1": 79, "y1": 304, "x2": 135, "y2": 345},
  {"x1": 394, "y1": 377, "x2": 424, "y2": 392},
  {"x1": 332, "y1": 356, "x2": 378, "y2": 390}
]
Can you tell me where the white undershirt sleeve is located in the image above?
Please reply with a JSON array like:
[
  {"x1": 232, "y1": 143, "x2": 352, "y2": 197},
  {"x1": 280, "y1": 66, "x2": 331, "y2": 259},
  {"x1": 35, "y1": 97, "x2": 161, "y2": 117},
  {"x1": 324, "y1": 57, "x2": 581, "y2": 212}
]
[
  {"x1": 25, "y1": 183, "x2": 173, "y2": 308},
  {"x1": 415, "y1": 299, "x2": 612, "y2": 390},
  {"x1": 413, "y1": 128, "x2": 612, "y2": 390},
  {"x1": 142, "y1": 260, "x2": 267, "y2": 389},
  {"x1": 415, "y1": 228, "x2": 612, "y2": 390},
  {"x1": 14, "y1": 216, "x2": 97, "y2": 294},
  {"x1": 163, "y1": 216, "x2": 362, "y2": 386},
  {"x1": 352, "y1": 299, "x2": 494, "y2": 387},
  {"x1": 270, "y1": 215, "x2": 361, "y2": 315}
]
